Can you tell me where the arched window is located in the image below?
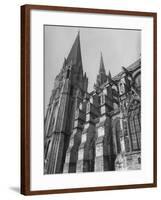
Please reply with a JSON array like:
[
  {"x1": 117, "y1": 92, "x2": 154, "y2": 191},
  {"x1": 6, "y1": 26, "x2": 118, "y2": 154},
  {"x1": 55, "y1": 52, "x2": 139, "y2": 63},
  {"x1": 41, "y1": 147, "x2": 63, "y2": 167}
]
[
  {"x1": 123, "y1": 121, "x2": 130, "y2": 152},
  {"x1": 115, "y1": 121, "x2": 121, "y2": 154},
  {"x1": 129, "y1": 111, "x2": 140, "y2": 151},
  {"x1": 129, "y1": 114, "x2": 137, "y2": 150},
  {"x1": 66, "y1": 68, "x2": 70, "y2": 79},
  {"x1": 134, "y1": 110, "x2": 141, "y2": 149}
]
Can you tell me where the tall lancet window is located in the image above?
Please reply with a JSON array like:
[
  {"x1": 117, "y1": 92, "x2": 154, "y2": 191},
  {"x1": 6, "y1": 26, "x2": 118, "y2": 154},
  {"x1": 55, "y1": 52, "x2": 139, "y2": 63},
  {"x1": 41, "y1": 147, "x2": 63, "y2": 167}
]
[
  {"x1": 134, "y1": 108, "x2": 141, "y2": 149},
  {"x1": 115, "y1": 120, "x2": 121, "y2": 154},
  {"x1": 123, "y1": 120, "x2": 130, "y2": 152},
  {"x1": 128, "y1": 108, "x2": 141, "y2": 151},
  {"x1": 129, "y1": 113, "x2": 138, "y2": 150}
]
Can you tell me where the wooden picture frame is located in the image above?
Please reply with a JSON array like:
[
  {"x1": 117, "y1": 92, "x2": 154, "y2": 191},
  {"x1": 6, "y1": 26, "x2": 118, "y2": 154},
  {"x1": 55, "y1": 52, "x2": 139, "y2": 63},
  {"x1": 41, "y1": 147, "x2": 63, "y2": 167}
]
[{"x1": 21, "y1": 4, "x2": 157, "y2": 195}]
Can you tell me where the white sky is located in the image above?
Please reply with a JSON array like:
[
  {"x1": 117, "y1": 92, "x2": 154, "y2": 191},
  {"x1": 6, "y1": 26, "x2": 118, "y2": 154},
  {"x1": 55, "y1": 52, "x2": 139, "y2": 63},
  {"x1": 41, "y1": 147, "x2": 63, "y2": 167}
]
[{"x1": 44, "y1": 25, "x2": 141, "y2": 113}]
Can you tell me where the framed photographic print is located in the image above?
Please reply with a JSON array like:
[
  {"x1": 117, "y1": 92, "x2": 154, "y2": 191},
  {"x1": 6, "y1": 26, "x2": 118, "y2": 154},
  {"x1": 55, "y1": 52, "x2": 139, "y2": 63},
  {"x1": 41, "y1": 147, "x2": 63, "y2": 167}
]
[{"x1": 21, "y1": 4, "x2": 157, "y2": 195}]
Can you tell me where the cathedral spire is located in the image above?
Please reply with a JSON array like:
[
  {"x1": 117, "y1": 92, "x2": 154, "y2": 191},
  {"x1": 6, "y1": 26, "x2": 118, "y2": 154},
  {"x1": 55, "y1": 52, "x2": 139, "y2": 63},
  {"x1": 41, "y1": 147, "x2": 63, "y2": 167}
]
[
  {"x1": 94, "y1": 52, "x2": 107, "y2": 89},
  {"x1": 66, "y1": 31, "x2": 82, "y2": 66},
  {"x1": 99, "y1": 52, "x2": 106, "y2": 75}
]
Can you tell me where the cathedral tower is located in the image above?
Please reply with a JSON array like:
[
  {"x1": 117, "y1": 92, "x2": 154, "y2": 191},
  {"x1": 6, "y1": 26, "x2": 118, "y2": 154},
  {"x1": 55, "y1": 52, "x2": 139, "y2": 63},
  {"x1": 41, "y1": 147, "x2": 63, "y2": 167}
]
[{"x1": 44, "y1": 32, "x2": 88, "y2": 174}]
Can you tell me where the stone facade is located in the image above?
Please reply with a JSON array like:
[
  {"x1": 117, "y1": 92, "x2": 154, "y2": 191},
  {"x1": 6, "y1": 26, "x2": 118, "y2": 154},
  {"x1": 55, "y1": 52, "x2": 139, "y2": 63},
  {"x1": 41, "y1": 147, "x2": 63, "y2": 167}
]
[{"x1": 44, "y1": 32, "x2": 141, "y2": 174}]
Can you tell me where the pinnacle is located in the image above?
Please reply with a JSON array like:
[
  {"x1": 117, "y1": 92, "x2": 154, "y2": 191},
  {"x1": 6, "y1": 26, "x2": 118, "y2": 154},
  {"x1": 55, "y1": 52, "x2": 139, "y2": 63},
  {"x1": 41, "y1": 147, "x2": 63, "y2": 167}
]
[
  {"x1": 108, "y1": 70, "x2": 112, "y2": 79},
  {"x1": 99, "y1": 52, "x2": 106, "y2": 75},
  {"x1": 94, "y1": 52, "x2": 108, "y2": 88}
]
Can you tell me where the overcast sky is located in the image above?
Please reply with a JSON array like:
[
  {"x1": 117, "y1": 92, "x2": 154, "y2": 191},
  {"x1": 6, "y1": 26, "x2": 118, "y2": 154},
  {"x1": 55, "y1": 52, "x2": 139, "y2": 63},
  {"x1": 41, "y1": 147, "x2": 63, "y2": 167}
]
[{"x1": 44, "y1": 25, "x2": 141, "y2": 113}]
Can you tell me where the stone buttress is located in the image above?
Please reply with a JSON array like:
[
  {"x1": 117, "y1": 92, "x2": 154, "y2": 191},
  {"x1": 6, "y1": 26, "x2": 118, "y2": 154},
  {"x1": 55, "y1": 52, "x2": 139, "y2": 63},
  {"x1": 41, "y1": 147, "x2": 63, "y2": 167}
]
[
  {"x1": 76, "y1": 93, "x2": 100, "y2": 172},
  {"x1": 95, "y1": 86, "x2": 115, "y2": 171}
]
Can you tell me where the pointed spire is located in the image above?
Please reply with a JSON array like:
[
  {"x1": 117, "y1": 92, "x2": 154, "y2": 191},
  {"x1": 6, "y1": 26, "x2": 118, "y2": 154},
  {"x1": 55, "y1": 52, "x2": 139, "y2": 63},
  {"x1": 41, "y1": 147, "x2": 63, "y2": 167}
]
[
  {"x1": 108, "y1": 70, "x2": 112, "y2": 79},
  {"x1": 66, "y1": 31, "x2": 82, "y2": 66},
  {"x1": 99, "y1": 52, "x2": 106, "y2": 75},
  {"x1": 94, "y1": 52, "x2": 107, "y2": 89},
  {"x1": 107, "y1": 71, "x2": 117, "y2": 86}
]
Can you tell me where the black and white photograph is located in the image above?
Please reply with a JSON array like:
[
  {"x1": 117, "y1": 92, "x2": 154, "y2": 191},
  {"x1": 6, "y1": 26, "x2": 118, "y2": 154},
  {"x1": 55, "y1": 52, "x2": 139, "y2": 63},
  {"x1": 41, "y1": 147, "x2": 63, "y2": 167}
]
[{"x1": 44, "y1": 25, "x2": 141, "y2": 174}]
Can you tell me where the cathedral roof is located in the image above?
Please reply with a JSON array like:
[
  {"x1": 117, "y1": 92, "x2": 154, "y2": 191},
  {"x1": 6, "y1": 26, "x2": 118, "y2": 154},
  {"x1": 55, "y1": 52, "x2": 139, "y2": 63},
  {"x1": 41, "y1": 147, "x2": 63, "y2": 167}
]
[
  {"x1": 66, "y1": 31, "x2": 82, "y2": 66},
  {"x1": 112, "y1": 58, "x2": 141, "y2": 81}
]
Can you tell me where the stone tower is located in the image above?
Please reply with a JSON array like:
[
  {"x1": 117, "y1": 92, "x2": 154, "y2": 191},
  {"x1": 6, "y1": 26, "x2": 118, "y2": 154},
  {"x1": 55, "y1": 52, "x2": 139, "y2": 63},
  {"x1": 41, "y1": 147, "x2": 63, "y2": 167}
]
[
  {"x1": 44, "y1": 32, "x2": 88, "y2": 174},
  {"x1": 94, "y1": 56, "x2": 115, "y2": 172}
]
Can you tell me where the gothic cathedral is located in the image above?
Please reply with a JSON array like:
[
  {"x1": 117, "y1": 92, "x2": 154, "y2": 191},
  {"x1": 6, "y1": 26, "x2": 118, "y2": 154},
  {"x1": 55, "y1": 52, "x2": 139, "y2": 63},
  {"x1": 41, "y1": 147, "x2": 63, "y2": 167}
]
[{"x1": 44, "y1": 32, "x2": 141, "y2": 174}]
